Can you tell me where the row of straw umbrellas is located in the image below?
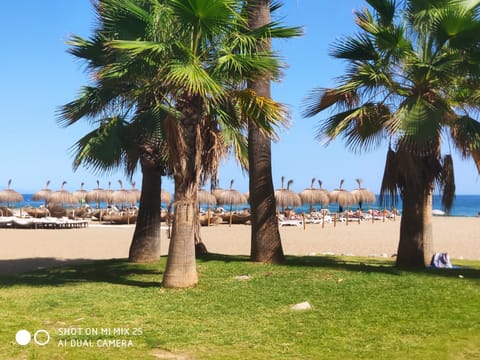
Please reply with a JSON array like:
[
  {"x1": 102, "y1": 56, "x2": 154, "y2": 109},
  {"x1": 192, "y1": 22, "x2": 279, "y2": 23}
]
[
  {"x1": 199, "y1": 177, "x2": 376, "y2": 212},
  {"x1": 0, "y1": 180, "x2": 173, "y2": 209},
  {"x1": 1, "y1": 177, "x2": 375, "y2": 212},
  {"x1": 32, "y1": 180, "x2": 144, "y2": 207}
]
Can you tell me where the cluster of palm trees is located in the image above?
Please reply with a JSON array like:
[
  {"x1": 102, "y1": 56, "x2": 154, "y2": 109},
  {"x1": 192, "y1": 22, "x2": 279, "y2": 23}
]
[
  {"x1": 59, "y1": 0, "x2": 480, "y2": 287},
  {"x1": 59, "y1": 0, "x2": 300, "y2": 287}
]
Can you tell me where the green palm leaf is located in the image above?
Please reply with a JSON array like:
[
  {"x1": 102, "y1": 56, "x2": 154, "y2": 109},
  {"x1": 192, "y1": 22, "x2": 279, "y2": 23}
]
[
  {"x1": 166, "y1": 61, "x2": 224, "y2": 98},
  {"x1": 70, "y1": 116, "x2": 132, "y2": 174}
]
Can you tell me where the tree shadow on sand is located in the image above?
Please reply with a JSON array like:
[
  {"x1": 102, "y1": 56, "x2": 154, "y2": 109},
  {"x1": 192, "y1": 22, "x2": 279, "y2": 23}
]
[{"x1": 0, "y1": 258, "x2": 163, "y2": 288}]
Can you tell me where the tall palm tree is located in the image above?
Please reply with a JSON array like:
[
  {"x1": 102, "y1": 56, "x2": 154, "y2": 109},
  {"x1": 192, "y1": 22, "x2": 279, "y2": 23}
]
[
  {"x1": 247, "y1": 0, "x2": 302, "y2": 263},
  {"x1": 304, "y1": 0, "x2": 480, "y2": 267}
]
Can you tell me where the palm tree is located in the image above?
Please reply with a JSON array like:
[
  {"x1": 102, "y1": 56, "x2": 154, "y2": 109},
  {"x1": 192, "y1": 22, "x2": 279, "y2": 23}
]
[
  {"x1": 303, "y1": 0, "x2": 480, "y2": 267},
  {"x1": 247, "y1": 0, "x2": 302, "y2": 263},
  {"x1": 59, "y1": 0, "x2": 172, "y2": 263}
]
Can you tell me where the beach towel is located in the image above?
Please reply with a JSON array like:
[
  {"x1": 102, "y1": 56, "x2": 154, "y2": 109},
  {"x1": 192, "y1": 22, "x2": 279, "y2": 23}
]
[{"x1": 431, "y1": 252, "x2": 453, "y2": 268}]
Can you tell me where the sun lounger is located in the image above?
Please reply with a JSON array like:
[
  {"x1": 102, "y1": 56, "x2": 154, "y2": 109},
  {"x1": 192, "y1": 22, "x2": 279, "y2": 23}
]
[
  {"x1": 12, "y1": 218, "x2": 35, "y2": 229},
  {"x1": 2, "y1": 216, "x2": 89, "y2": 229},
  {"x1": 279, "y1": 219, "x2": 303, "y2": 227},
  {"x1": 278, "y1": 214, "x2": 303, "y2": 227}
]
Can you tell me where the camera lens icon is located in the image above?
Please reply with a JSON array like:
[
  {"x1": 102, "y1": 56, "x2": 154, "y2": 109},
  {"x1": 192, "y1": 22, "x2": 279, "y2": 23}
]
[
  {"x1": 15, "y1": 330, "x2": 31, "y2": 346},
  {"x1": 16, "y1": 329, "x2": 50, "y2": 346}
]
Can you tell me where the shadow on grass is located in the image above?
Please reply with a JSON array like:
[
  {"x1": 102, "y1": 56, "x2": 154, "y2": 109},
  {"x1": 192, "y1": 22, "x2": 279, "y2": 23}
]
[
  {"x1": 0, "y1": 258, "x2": 163, "y2": 288},
  {"x1": 198, "y1": 252, "x2": 480, "y2": 279},
  {"x1": 0, "y1": 254, "x2": 478, "y2": 289}
]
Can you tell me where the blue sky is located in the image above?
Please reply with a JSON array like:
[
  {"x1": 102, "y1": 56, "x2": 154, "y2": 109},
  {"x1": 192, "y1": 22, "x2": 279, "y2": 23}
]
[{"x1": 0, "y1": 1, "x2": 479, "y2": 195}]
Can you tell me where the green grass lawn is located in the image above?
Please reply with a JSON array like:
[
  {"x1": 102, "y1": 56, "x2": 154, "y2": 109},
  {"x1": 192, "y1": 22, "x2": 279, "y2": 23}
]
[{"x1": 1, "y1": 255, "x2": 479, "y2": 360}]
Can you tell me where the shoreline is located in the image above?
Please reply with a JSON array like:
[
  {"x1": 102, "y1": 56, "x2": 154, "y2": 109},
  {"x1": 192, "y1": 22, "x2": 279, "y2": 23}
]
[{"x1": 0, "y1": 216, "x2": 478, "y2": 275}]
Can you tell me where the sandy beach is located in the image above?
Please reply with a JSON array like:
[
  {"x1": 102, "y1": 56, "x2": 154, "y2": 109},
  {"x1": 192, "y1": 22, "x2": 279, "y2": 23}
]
[{"x1": 0, "y1": 216, "x2": 478, "y2": 275}]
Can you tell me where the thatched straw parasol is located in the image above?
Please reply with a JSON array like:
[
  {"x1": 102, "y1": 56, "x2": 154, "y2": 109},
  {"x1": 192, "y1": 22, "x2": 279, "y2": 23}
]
[
  {"x1": 198, "y1": 189, "x2": 217, "y2": 206},
  {"x1": 33, "y1": 180, "x2": 52, "y2": 203},
  {"x1": 299, "y1": 177, "x2": 330, "y2": 213},
  {"x1": 198, "y1": 188, "x2": 217, "y2": 226},
  {"x1": 85, "y1": 180, "x2": 110, "y2": 208},
  {"x1": 216, "y1": 180, "x2": 247, "y2": 209},
  {"x1": 328, "y1": 179, "x2": 356, "y2": 212},
  {"x1": 215, "y1": 180, "x2": 247, "y2": 226},
  {"x1": 0, "y1": 179, "x2": 24, "y2": 208},
  {"x1": 161, "y1": 189, "x2": 173, "y2": 205},
  {"x1": 73, "y1": 182, "x2": 88, "y2": 204},
  {"x1": 351, "y1": 178, "x2": 376, "y2": 209},
  {"x1": 211, "y1": 187, "x2": 224, "y2": 200},
  {"x1": 111, "y1": 180, "x2": 137, "y2": 206},
  {"x1": 130, "y1": 182, "x2": 141, "y2": 203},
  {"x1": 49, "y1": 181, "x2": 78, "y2": 205},
  {"x1": 275, "y1": 176, "x2": 301, "y2": 211}
]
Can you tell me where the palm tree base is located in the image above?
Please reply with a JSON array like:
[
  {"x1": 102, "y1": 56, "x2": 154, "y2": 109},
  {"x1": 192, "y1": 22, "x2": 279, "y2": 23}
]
[
  {"x1": 163, "y1": 201, "x2": 199, "y2": 288},
  {"x1": 395, "y1": 188, "x2": 434, "y2": 268}
]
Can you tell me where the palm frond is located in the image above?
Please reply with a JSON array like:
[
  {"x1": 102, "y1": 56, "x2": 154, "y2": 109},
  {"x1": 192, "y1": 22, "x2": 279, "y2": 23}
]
[
  {"x1": 108, "y1": 40, "x2": 171, "y2": 58},
  {"x1": 235, "y1": 88, "x2": 289, "y2": 140},
  {"x1": 440, "y1": 154, "x2": 456, "y2": 213},
  {"x1": 302, "y1": 88, "x2": 358, "y2": 118},
  {"x1": 247, "y1": 21, "x2": 303, "y2": 41},
  {"x1": 366, "y1": 0, "x2": 396, "y2": 26},
  {"x1": 57, "y1": 86, "x2": 132, "y2": 127},
  {"x1": 70, "y1": 115, "x2": 131, "y2": 175},
  {"x1": 214, "y1": 50, "x2": 282, "y2": 82},
  {"x1": 395, "y1": 97, "x2": 445, "y2": 153},
  {"x1": 166, "y1": 61, "x2": 224, "y2": 98},
  {"x1": 170, "y1": 0, "x2": 239, "y2": 37},
  {"x1": 379, "y1": 147, "x2": 398, "y2": 207},
  {"x1": 450, "y1": 115, "x2": 480, "y2": 160},
  {"x1": 354, "y1": 7, "x2": 380, "y2": 34},
  {"x1": 164, "y1": 113, "x2": 186, "y2": 174},
  {"x1": 339, "y1": 103, "x2": 392, "y2": 153},
  {"x1": 67, "y1": 35, "x2": 109, "y2": 69},
  {"x1": 431, "y1": 2, "x2": 480, "y2": 48},
  {"x1": 314, "y1": 103, "x2": 391, "y2": 151},
  {"x1": 330, "y1": 33, "x2": 378, "y2": 61}
]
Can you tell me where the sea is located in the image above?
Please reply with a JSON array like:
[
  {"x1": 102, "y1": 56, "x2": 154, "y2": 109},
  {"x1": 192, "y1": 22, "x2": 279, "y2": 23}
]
[
  {"x1": 293, "y1": 194, "x2": 480, "y2": 217},
  {"x1": 16, "y1": 193, "x2": 480, "y2": 218}
]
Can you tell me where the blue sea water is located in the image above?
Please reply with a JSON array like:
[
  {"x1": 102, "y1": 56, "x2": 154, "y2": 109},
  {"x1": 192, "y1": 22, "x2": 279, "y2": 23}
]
[
  {"x1": 296, "y1": 194, "x2": 480, "y2": 217},
  {"x1": 12, "y1": 193, "x2": 480, "y2": 217}
]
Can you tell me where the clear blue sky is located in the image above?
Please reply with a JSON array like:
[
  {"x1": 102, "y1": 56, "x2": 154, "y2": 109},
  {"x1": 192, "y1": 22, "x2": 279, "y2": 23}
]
[{"x1": 1, "y1": 1, "x2": 479, "y2": 195}]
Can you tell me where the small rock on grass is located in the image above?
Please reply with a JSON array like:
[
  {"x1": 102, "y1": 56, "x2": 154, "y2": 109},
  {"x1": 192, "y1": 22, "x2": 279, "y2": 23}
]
[
  {"x1": 290, "y1": 301, "x2": 312, "y2": 311},
  {"x1": 234, "y1": 274, "x2": 250, "y2": 281}
]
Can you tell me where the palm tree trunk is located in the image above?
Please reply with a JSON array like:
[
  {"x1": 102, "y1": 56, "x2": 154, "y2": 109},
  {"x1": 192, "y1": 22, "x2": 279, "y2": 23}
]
[
  {"x1": 247, "y1": 0, "x2": 284, "y2": 264},
  {"x1": 162, "y1": 96, "x2": 202, "y2": 288},
  {"x1": 128, "y1": 168, "x2": 162, "y2": 262},
  {"x1": 162, "y1": 186, "x2": 199, "y2": 288},
  {"x1": 396, "y1": 186, "x2": 434, "y2": 267}
]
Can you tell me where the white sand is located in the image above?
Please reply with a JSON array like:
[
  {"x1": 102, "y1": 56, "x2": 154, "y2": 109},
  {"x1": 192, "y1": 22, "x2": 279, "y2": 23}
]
[{"x1": 0, "y1": 216, "x2": 478, "y2": 275}]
